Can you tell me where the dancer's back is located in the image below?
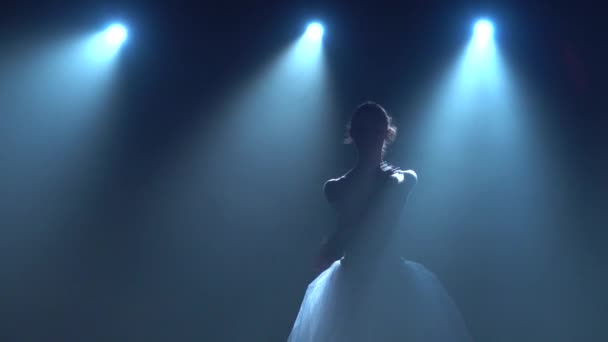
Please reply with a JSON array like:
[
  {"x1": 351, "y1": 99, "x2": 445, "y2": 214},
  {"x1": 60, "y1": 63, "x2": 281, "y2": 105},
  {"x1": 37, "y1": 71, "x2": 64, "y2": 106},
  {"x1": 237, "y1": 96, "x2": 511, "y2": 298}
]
[
  {"x1": 288, "y1": 163, "x2": 472, "y2": 341},
  {"x1": 287, "y1": 102, "x2": 472, "y2": 341},
  {"x1": 321, "y1": 163, "x2": 416, "y2": 268}
]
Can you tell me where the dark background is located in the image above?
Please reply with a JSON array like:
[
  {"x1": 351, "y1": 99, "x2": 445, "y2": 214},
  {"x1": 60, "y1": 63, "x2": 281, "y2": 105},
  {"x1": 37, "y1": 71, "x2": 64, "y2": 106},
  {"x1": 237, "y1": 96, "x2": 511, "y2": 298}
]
[{"x1": 1, "y1": 0, "x2": 606, "y2": 341}]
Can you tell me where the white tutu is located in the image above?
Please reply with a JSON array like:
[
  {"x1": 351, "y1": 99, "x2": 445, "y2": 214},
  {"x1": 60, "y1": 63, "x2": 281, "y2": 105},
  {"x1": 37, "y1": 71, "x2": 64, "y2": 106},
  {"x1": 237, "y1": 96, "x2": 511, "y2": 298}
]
[{"x1": 287, "y1": 258, "x2": 473, "y2": 342}]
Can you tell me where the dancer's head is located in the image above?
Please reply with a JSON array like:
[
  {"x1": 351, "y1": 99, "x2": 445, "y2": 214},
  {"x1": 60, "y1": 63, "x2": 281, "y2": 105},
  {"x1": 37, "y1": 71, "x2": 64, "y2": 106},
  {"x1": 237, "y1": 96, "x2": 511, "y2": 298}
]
[{"x1": 345, "y1": 101, "x2": 397, "y2": 158}]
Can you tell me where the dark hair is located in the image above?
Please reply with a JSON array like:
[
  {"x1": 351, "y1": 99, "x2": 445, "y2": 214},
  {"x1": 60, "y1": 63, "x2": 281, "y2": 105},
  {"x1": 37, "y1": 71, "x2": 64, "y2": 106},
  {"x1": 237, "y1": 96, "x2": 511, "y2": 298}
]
[{"x1": 344, "y1": 101, "x2": 397, "y2": 155}]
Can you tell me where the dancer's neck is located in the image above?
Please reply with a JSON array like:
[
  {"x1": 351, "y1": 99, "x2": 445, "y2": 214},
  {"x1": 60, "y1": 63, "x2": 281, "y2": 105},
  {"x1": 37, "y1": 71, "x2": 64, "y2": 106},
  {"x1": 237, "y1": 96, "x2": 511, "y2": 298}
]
[{"x1": 354, "y1": 154, "x2": 384, "y2": 174}]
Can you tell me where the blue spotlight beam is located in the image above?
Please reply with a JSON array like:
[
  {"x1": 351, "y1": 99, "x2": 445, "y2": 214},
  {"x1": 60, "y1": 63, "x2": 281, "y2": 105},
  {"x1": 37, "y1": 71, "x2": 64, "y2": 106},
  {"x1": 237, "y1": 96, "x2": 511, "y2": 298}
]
[
  {"x1": 87, "y1": 23, "x2": 128, "y2": 62},
  {"x1": 470, "y1": 19, "x2": 495, "y2": 53},
  {"x1": 474, "y1": 19, "x2": 494, "y2": 42},
  {"x1": 292, "y1": 21, "x2": 325, "y2": 64},
  {"x1": 304, "y1": 22, "x2": 324, "y2": 42},
  {"x1": 104, "y1": 23, "x2": 128, "y2": 47}
]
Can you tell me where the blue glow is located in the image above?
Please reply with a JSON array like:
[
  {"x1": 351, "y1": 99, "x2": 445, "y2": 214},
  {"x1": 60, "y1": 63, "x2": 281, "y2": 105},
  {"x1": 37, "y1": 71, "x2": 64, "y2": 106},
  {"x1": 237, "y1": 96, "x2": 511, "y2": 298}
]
[
  {"x1": 86, "y1": 23, "x2": 128, "y2": 61},
  {"x1": 304, "y1": 22, "x2": 324, "y2": 42},
  {"x1": 473, "y1": 19, "x2": 494, "y2": 45},
  {"x1": 103, "y1": 23, "x2": 128, "y2": 47},
  {"x1": 293, "y1": 22, "x2": 325, "y2": 61},
  {"x1": 457, "y1": 18, "x2": 498, "y2": 83}
]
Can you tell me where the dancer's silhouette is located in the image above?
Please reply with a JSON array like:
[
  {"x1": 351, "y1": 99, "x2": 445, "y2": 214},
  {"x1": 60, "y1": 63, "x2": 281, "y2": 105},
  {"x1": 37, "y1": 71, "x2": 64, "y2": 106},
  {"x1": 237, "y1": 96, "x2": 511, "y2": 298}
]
[{"x1": 287, "y1": 102, "x2": 473, "y2": 341}]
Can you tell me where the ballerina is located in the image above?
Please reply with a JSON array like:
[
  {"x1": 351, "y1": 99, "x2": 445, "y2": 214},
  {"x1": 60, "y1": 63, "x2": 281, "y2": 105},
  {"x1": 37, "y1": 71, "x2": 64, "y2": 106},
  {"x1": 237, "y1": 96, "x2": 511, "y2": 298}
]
[{"x1": 287, "y1": 101, "x2": 473, "y2": 342}]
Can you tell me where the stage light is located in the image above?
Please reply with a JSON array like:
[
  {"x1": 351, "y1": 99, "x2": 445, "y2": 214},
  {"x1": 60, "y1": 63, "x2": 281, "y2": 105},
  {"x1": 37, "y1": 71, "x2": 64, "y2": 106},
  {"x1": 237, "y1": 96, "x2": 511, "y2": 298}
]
[
  {"x1": 86, "y1": 23, "x2": 128, "y2": 61},
  {"x1": 304, "y1": 22, "x2": 324, "y2": 42},
  {"x1": 293, "y1": 21, "x2": 325, "y2": 61},
  {"x1": 473, "y1": 19, "x2": 494, "y2": 44},
  {"x1": 103, "y1": 23, "x2": 128, "y2": 47}
]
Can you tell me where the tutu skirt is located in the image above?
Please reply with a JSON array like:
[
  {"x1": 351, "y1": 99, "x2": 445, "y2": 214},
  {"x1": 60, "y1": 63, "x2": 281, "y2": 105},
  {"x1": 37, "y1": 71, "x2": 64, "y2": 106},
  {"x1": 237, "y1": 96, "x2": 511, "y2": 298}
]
[{"x1": 287, "y1": 258, "x2": 473, "y2": 342}]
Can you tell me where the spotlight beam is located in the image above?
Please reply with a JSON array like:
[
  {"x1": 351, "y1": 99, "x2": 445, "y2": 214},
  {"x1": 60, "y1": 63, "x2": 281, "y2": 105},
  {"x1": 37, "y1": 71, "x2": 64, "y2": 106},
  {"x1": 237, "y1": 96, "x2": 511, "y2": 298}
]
[
  {"x1": 304, "y1": 22, "x2": 324, "y2": 42},
  {"x1": 472, "y1": 19, "x2": 494, "y2": 47},
  {"x1": 87, "y1": 23, "x2": 128, "y2": 61},
  {"x1": 104, "y1": 23, "x2": 128, "y2": 47}
]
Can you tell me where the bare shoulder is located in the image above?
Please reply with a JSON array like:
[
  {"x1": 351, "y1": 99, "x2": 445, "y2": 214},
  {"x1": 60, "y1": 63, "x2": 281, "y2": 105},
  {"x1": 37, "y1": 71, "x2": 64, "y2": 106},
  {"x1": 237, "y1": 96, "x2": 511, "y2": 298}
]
[
  {"x1": 389, "y1": 169, "x2": 418, "y2": 185},
  {"x1": 401, "y1": 259, "x2": 443, "y2": 285},
  {"x1": 323, "y1": 176, "x2": 345, "y2": 202}
]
